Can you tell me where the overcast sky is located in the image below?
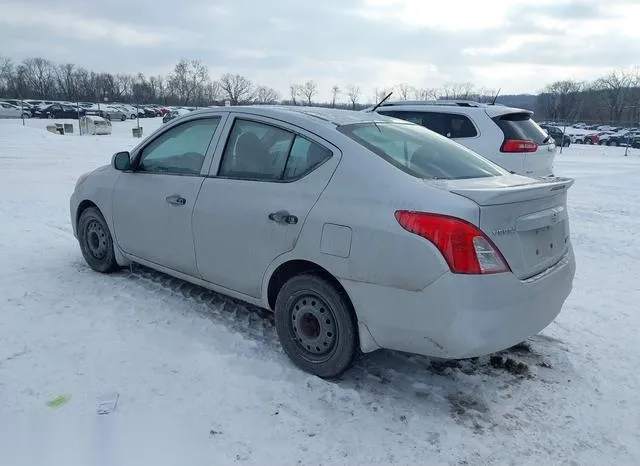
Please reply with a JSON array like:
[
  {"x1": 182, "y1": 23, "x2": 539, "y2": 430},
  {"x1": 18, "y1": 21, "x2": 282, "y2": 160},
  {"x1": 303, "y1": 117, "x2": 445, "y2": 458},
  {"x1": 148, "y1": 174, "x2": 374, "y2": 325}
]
[{"x1": 1, "y1": 0, "x2": 639, "y2": 102}]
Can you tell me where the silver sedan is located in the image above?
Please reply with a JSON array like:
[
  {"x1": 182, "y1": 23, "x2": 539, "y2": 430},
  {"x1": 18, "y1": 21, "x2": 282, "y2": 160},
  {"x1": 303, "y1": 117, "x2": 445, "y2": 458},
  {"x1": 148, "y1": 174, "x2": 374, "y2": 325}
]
[{"x1": 70, "y1": 106, "x2": 576, "y2": 378}]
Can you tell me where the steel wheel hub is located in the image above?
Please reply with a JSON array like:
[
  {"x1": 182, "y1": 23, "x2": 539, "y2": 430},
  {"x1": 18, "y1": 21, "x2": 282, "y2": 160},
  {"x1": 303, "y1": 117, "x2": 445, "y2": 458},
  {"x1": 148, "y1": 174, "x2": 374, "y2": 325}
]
[
  {"x1": 291, "y1": 294, "x2": 337, "y2": 357},
  {"x1": 86, "y1": 220, "x2": 108, "y2": 259}
]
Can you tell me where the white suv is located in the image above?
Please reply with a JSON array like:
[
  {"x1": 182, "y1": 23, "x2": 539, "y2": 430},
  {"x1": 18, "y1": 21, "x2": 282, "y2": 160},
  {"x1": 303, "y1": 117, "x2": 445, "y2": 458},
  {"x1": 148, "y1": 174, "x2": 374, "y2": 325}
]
[{"x1": 371, "y1": 100, "x2": 557, "y2": 178}]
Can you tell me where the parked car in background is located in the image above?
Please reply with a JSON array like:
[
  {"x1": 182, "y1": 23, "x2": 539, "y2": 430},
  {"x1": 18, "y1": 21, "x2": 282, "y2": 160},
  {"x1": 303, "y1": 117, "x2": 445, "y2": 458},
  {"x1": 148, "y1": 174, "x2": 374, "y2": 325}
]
[
  {"x1": 117, "y1": 104, "x2": 139, "y2": 119},
  {"x1": 0, "y1": 102, "x2": 31, "y2": 118},
  {"x1": 70, "y1": 106, "x2": 575, "y2": 378},
  {"x1": 35, "y1": 103, "x2": 86, "y2": 119},
  {"x1": 605, "y1": 130, "x2": 640, "y2": 147},
  {"x1": 371, "y1": 100, "x2": 557, "y2": 178},
  {"x1": 0, "y1": 99, "x2": 36, "y2": 116},
  {"x1": 85, "y1": 105, "x2": 128, "y2": 121},
  {"x1": 539, "y1": 125, "x2": 571, "y2": 147},
  {"x1": 162, "y1": 108, "x2": 192, "y2": 123},
  {"x1": 100, "y1": 106, "x2": 128, "y2": 122}
]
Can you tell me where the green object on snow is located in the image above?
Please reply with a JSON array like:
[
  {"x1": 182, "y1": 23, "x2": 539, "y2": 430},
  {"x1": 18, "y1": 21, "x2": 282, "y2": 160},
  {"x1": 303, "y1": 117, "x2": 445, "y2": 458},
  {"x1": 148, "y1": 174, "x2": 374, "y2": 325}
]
[{"x1": 47, "y1": 394, "x2": 71, "y2": 408}]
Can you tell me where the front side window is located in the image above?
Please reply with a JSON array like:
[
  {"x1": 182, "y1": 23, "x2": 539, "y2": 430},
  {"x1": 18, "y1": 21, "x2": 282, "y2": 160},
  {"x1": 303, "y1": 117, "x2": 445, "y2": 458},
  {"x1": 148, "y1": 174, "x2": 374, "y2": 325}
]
[
  {"x1": 219, "y1": 119, "x2": 332, "y2": 181},
  {"x1": 338, "y1": 122, "x2": 506, "y2": 180},
  {"x1": 137, "y1": 117, "x2": 220, "y2": 175}
]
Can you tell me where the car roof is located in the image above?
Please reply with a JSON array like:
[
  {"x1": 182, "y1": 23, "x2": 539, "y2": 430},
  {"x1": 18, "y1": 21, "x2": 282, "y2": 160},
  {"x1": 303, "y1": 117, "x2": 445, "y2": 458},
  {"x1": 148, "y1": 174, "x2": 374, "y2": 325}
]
[
  {"x1": 370, "y1": 100, "x2": 533, "y2": 118},
  {"x1": 188, "y1": 105, "x2": 396, "y2": 127}
]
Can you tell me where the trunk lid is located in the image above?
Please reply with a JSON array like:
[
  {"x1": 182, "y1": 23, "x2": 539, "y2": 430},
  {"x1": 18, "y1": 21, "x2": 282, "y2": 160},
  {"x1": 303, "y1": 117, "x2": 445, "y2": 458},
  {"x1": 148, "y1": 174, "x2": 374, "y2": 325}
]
[{"x1": 431, "y1": 174, "x2": 574, "y2": 280}]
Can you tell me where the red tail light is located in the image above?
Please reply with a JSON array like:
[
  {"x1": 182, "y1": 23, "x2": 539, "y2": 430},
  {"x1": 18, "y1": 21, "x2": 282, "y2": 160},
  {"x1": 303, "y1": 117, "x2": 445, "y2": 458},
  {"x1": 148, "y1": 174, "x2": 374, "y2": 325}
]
[
  {"x1": 501, "y1": 139, "x2": 538, "y2": 153},
  {"x1": 394, "y1": 211, "x2": 510, "y2": 275}
]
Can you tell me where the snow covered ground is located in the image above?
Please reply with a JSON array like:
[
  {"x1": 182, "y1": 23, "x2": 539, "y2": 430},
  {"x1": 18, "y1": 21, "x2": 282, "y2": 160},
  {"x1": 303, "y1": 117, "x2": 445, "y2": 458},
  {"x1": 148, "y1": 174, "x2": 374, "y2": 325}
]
[{"x1": 1, "y1": 117, "x2": 639, "y2": 465}]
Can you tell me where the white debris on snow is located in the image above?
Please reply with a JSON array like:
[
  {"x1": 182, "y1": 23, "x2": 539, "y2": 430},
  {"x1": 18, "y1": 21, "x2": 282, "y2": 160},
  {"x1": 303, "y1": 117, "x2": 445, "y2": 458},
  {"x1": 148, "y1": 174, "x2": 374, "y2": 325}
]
[{"x1": 0, "y1": 118, "x2": 639, "y2": 465}]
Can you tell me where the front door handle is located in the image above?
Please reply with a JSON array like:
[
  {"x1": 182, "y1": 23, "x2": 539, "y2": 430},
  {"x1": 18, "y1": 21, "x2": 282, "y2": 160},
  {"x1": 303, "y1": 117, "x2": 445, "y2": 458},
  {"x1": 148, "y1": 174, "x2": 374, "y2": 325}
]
[
  {"x1": 268, "y1": 210, "x2": 298, "y2": 225},
  {"x1": 166, "y1": 195, "x2": 186, "y2": 206}
]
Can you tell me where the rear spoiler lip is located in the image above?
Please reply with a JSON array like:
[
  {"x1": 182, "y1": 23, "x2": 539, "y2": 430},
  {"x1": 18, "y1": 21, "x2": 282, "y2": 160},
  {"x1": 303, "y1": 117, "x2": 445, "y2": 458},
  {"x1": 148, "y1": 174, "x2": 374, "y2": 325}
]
[{"x1": 429, "y1": 176, "x2": 575, "y2": 206}]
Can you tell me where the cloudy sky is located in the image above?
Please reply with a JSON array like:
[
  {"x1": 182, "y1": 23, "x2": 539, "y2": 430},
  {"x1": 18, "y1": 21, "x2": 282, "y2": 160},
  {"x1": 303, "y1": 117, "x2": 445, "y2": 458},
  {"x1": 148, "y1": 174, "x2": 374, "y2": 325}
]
[{"x1": 1, "y1": 0, "x2": 639, "y2": 102}]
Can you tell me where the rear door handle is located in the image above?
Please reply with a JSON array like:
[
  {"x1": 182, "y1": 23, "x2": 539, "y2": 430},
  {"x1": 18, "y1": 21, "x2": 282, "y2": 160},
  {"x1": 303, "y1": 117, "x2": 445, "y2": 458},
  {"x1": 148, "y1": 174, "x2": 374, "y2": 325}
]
[
  {"x1": 268, "y1": 210, "x2": 298, "y2": 225},
  {"x1": 166, "y1": 195, "x2": 186, "y2": 206}
]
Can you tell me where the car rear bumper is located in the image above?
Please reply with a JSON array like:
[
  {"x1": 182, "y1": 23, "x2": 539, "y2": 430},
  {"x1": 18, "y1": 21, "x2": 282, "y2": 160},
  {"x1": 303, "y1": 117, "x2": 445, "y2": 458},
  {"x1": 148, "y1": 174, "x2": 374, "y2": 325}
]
[{"x1": 341, "y1": 245, "x2": 575, "y2": 358}]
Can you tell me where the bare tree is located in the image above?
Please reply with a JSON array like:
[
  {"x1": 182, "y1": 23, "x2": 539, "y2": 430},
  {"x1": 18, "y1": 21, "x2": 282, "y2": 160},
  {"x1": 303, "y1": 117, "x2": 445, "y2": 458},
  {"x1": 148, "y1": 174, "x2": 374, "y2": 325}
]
[
  {"x1": 298, "y1": 80, "x2": 318, "y2": 105},
  {"x1": 55, "y1": 63, "x2": 76, "y2": 101},
  {"x1": 113, "y1": 74, "x2": 133, "y2": 101},
  {"x1": 219, "y1": 73, "x2": 254, "y2": 105},
  {"x1": 537, "y1": 80, "x2": 584, "y2": 122},
  {"x1": 347, "y1": 84, "x2": 361, "y2": 109},
  {"x1": 0, "y1": 56, "x2": 13, "y2": 95},
  {"x1": 166, "y1": 59, "x2": 210, "y2": 105},
  {"x1": 254, "y1": 85, "x2": 280, "y2": 104},
  {"x1": 331, "y1": 85, "x2": 340, "y2": 108},
  {"x1": 441, "y1": 82, "x2": 475, "y2": 100},
  {"x1": 413, "y1": 87, "x2": 439, "y2": 100},
  {"x1": 155, "y1": 75, "x2": 166, "y2": 104},
  {"x1": 397, "y1": 83, "x2": 414, "y2": 100},
  {"x1": 289, "y1": 84, "x2": 301, "y2": 105},
  {"x1": 592, "y1": 70, "x2": 634, "y2": 124},
  {"x1": 21, "y1": 58, "x2": 56, "y2": 98},
  {"x1": 206, "y1": 80, "x2": 221, "y2": 104}
]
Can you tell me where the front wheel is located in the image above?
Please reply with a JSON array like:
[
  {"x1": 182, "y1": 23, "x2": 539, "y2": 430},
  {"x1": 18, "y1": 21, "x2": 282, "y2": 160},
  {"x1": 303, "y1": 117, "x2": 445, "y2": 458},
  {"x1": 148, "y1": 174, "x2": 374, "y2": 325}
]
[
  {"x1": 78, "y1": 207, "x2": 119, "y2": 273},
  {"x1": 275, "y1": 274, "x2": 357, "y2": 378}
]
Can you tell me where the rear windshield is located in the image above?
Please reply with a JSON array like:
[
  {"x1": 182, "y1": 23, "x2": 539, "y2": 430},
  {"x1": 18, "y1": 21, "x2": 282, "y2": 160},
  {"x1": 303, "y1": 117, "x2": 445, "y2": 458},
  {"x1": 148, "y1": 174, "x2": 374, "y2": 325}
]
[
  {"x1": 338, "y1": 122, "x2": 506, "y2": 180},
  {"x1": 492, "y1": 112, "x2": 549, "y2": 144}
]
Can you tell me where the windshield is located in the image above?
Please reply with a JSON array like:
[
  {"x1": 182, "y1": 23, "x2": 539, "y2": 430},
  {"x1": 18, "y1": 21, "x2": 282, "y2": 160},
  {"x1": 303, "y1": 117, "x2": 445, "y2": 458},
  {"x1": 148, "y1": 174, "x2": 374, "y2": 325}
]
[{"x1": 338, "y1": 122, "x2": 507, "y2": 180}]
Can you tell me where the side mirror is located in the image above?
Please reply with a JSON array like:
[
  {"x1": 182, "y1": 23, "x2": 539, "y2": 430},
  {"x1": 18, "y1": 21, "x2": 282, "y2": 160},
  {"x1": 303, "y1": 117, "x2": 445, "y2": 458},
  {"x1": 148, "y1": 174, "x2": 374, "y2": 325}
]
[{"x1": 112, "y1": 151, "x2": 131, "y2": 171}]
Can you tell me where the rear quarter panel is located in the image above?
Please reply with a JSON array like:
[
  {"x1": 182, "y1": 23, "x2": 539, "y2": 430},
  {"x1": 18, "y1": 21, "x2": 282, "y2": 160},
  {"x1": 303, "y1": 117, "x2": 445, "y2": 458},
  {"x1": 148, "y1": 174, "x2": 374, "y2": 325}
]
[{"x1": 267, "y1": 139, "x2": 481, "y2": 293}]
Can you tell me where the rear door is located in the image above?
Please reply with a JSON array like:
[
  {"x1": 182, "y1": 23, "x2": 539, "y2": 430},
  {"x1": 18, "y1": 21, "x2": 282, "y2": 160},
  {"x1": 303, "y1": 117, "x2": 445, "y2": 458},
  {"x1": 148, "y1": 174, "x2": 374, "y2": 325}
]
[
  {"x1": 192, "y1": 114, "x2": 339, "y2": 298},
  {"x1": 490, "y1": 111, "x2": 556, "y2": 178}
]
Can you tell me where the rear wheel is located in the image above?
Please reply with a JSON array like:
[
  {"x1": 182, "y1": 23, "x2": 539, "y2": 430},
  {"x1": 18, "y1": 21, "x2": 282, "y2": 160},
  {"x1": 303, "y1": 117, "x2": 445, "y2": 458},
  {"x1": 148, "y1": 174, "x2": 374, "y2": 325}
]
[
  {"x1": 120, "y1": 114, "x2": 126, "y2": 121},
  {"x1": 78, "y1": 207, "x2": 119, "y2": 273},
  {"x1": 274, "y1": 274, "x2": 357, "y2": 378}
]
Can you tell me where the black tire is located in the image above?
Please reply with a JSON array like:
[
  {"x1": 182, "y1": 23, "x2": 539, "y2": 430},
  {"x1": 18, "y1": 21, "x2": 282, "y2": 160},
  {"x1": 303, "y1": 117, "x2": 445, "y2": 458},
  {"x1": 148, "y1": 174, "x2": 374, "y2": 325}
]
[
  {"x1": 120, "y1": 114, "x2": 126, "y2": 121},
  {"x1": 77, "y1": 207, "x2": 119, "y2": 273},
  {"x1": 274, "y1": 274, "x2": 357, "y2": 378}
]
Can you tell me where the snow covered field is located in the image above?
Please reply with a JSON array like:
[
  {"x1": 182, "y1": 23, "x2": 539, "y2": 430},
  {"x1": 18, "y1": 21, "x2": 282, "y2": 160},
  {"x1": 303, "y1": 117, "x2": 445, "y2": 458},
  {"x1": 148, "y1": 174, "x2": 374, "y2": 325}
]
[{"x1": 1, "y1": 117, "x2": 639, "y2": 465}]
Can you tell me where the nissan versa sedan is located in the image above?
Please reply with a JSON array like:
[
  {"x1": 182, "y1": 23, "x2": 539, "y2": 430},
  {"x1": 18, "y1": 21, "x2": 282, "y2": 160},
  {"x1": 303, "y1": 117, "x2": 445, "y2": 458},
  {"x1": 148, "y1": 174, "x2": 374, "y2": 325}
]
[{"x1": 70, "y1": 106, "x2": 576, "y2": 378}]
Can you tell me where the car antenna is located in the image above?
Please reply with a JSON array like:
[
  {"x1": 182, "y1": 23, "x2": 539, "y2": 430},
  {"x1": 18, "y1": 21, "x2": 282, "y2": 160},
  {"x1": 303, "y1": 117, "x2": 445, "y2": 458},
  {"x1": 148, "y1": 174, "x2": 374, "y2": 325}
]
[
  {"x1": 369, "y1": 91, "x2": 394, "y2": 112},
  {"x1": 490, "y1": 88, "x2": 501, "y2": 105}
]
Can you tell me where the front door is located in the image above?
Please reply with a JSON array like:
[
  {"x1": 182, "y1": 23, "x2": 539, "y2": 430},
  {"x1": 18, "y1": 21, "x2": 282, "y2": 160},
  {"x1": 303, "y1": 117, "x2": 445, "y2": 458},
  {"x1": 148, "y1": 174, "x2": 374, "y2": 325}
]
[
  {"x1": 112, "y1": 116, "x2": 223, "y2": 276},
  {"x1": 192, "y1": 116, "x2": 338, "y2": 298}
]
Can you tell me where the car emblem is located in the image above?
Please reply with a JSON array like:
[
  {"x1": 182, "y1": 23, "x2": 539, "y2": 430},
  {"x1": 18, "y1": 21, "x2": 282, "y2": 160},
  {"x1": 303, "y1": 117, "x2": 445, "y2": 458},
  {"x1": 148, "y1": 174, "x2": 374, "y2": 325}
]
[
  {"x1": 492, "y1": 227, "x2": 516, "y2": 236},
  {"x1": 550, "y1": 212, "x2": 559, "y2": 224}
]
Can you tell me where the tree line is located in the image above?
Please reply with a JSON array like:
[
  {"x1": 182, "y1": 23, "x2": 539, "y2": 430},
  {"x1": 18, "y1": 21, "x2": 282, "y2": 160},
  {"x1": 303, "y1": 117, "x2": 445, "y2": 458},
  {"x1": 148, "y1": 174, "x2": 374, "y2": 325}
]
[
  {"x1": 1, "y1": 56, "x2": 639, "y2": 124},
  {"x1": 537, "y1": 69, "x2": 640, "y2": 125}
]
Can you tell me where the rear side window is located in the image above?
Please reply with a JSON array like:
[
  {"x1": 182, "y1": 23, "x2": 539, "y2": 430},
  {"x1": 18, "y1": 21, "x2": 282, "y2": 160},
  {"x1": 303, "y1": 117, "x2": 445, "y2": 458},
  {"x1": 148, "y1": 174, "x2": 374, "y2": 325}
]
[
  {"x1": 493, "y1": 113, "x2": 548, "y2": 144},
  {"x1": 338, "y1": 122, "x2": 506, "y2": 180},
  {"x1": 379, "y1": 111, "x2": 478, "y2": 138},
  {"x1": 219, "y1": 119, "x2": 332, "y2": 181}
]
